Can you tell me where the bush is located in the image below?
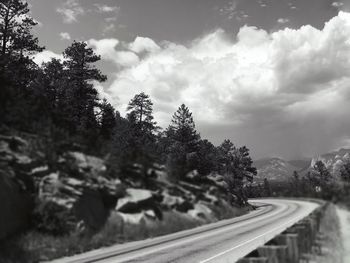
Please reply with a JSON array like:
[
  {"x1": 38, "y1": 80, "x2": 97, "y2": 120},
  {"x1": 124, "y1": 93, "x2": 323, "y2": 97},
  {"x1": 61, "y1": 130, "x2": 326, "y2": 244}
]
[{"x1": 32, "y1": 201, "x2": 74, "y2": 236}]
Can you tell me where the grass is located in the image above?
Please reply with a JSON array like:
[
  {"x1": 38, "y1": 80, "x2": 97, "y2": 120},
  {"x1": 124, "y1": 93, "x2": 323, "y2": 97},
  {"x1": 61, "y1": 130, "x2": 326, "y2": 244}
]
[
  {"x1": 0, "y1": 203, "x2": 246, "y2": 263},
  {"x1": 307, "y1": 203, "x2": 343, "y2": 263}
]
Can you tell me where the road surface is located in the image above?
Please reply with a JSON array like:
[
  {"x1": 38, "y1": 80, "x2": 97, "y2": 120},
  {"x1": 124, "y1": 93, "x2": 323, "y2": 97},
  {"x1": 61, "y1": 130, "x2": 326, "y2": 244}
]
[{"x1": 51, "y1": 199, "x2": 319, "y2": 263}]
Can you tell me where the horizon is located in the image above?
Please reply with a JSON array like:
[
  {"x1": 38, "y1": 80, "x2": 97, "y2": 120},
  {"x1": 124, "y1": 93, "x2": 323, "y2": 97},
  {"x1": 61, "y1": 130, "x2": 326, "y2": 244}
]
[{"x1": 29, "y1": 0, "x2": 350, "y2": 159}]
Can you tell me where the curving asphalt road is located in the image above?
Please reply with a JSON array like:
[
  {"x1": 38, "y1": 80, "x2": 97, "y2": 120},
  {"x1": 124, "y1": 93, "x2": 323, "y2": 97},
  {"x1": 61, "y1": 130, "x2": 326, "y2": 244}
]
[{"x1": 51, "y1": 199, "x2": 319, "y2": 263}]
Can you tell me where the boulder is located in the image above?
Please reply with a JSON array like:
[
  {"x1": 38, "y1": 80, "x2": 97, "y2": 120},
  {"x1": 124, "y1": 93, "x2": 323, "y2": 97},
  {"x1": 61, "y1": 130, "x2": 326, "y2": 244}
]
[
  {"x1": 117, "y1": 210, "x2": 157, "y2": 224},
  {"x1": 116, "y1": 188, "x2": 153, "y2": 213},
  {"x1": 73, "y1": 189, "x2": 109, "y2": 231},
  {"x1": 0, "y1": 171, "x2": 33, "y2": 240},
  {"x1": 63, "y1": 151, "x2": 106, "y2": 177},
  {"x1": 188, "y1": 203, "x2": 213, "y2": 221},
  {"x1": 115, "y1": 188, "x2": 163, "y2": 221},
  {"x1": 161, "y1": 190, "x2": 185, "y2": 208}
]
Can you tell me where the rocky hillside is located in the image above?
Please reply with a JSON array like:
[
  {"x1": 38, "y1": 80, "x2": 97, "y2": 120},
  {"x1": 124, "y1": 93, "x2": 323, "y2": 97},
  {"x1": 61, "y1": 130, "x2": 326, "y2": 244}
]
[
  {"x1": 254, "y1": 157, "x2": 310, "y2": 183},
  {"x1": 310, "y1": 148, "x2": 350, "y2": 178},
  {"x1": 254, "y1": 148, "x2": 350, "y2": 183},
  {"x1": 0, "y1": 133, "x2": 230, "y2": 241}
]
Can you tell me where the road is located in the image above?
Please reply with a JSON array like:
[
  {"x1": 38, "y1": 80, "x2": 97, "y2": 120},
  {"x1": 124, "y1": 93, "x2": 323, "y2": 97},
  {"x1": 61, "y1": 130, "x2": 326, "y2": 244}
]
[{"x1": 52, "y1": 199, "x2": 319, "y2": 263}]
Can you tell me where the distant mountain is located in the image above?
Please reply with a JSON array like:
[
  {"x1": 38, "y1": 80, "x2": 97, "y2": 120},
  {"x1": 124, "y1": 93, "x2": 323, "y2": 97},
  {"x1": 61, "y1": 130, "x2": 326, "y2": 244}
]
[
  {"x1": 254, "y1": 157, "x2": 305, "y2": 183},
  {"x1": 310, "y1": 148, "x2": 350, "y2": 178},
  {"x1": 253, "y1": 148, "x2": 350, "y2": 184},
  {"x1": 288, "y1": 159, "x2": 311, "y2": 171}
]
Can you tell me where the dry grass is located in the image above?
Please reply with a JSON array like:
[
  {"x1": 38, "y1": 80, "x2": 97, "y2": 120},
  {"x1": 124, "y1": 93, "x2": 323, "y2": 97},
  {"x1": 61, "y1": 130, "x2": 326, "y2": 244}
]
[
  {"x1": 0, "y1": 204, "x2": 246, "y2": 262},
  {"x1": 307, "y1": 203, "x2": 343, "y2": 263}
]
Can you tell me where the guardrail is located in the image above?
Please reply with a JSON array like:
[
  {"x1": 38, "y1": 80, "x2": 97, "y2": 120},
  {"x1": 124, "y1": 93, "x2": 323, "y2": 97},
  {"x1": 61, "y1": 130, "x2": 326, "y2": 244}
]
[{"x1": 237, "y1": 202, "x2": 327, "y2": 263}]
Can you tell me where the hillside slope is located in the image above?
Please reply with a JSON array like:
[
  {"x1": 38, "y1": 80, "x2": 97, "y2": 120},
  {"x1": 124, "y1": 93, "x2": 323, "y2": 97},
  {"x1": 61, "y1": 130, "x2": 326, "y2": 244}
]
[
  {"x1": 254, "y1": 157, "x2": 310, "y2": 183},
  {"x1": 311, "y1": 148, "x2": 350, "y2": 178}
]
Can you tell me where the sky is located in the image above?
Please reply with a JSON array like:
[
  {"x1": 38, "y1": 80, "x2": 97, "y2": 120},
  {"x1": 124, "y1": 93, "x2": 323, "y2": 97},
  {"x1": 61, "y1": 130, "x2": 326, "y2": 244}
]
[{"x1": 28, "y1": 0, "x2": 350, "y2": 160}]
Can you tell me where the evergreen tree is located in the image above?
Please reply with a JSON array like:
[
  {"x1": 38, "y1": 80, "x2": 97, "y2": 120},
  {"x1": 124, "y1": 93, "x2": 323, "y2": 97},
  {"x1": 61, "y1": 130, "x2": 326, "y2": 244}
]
[
  {"x1": 32, "y1": 58, "x2": 68, "y2": 124},
  {"x1": 100, "y1": 99, "x2": 116, "y2": 140},
  {"x1": 126, "y1": 92, "x2": 157, "y2": 134},
  {"x1": 168, "y1": 104, "x2": 200, "y2": 151},
  {"x1": 115, "y1": 93, "x2": 159, "y2": 178},
  {"x1": 340, "y1": 160, "x2": 350, "y2": 199},
  {"x1": 0, "y1": 0, "x2": 43, "y2": 125},
  {"x1": 263, "y1": 178, "x2": 272, "y2": 197},
  {"x1": 340, "y1": 160, "x2": 350, "y2": 183},
  {"x1": 166, "y1": 104, "x2": 200, "y2": 180},
  {"x1": 63, "y1": 41, "x2": 107, "y2": 134},
  {"x1": 310, "y1": 160, "x2": 331, "y2": 189},
  {"x1": 196, "y1": 139, "x2": 217, "y2": 176},
  {"x1": 0, "y1": 0, "x2": 43, "y2": 60},
  {"x1": 217, "y1": 140, "x2": 257, "y2": 207}
]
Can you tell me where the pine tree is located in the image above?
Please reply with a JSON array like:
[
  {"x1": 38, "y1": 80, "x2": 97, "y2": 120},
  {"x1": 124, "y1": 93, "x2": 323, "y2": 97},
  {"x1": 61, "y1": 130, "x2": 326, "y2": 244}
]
[
  {"x1": 166, "y1": 104, "x2": 200, "y2": 180},
  {"x1": 308, "y1": 160, "x2": 333, "y2": 198},
  {"x1": 114, "y1": 93, "x2": 159, "y2": 178},
  {"x1": 100, "y1": 99, "x2": 116, "y2": 140},
  {"x1": 340, "y1": 160, "x2": 350, "y2": 183},
  {"x1": 63, "y1": 41, "x2": 107, "y2": 134},
  {"x1": 310, "y1": 161, "x2": 330, "y2": 188},
  {"x1": 33, "y1": 58, "x2": 68, "y2": 124},
  {"x1": 217, "y1": 139, "x2": 257, "y2": 207},
  {"x1": 263, "y1": 178, "x2": 272, "y2": 197},
  {"x1": 196, "y1": 139, "x2": 217, "y2": 176},
  {"x1": 0, "y1": 0, "x2": 43, "y2": 125},
  {"x1": 0, "y1": 0, "x2": 43, "y2": 60},
  {"x1": 168, "y1": 104, "x2": 200, "y2": 151},
  {"x1": 126, "y1": 92, "x2": 157, "y2": 134}
]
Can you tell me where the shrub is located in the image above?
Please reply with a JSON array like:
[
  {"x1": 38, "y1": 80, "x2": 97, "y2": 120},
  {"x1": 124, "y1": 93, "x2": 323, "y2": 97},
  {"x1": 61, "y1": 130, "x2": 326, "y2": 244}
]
[{"x1": 32, "y1": 201, "x2": 74, "y2": 236}]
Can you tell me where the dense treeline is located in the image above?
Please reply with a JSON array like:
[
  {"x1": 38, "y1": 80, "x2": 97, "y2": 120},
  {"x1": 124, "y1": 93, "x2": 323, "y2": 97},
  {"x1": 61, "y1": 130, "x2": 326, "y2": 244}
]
[
  {"x1": 0, "y1": 0, "x2": 257, "y2": 207},
  {"x1": 250, "y1": 159, "x2": 350, "y2": 207}
]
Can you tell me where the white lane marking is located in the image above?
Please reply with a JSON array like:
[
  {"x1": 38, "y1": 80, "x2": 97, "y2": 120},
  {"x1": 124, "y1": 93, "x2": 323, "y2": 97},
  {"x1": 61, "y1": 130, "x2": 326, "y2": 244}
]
[
  {"x1": 52, "y1": 205, "x2": 269, "y2": 263},
  {"x1": 102, "y1": 203, "x2": 290, "y2": 263},
  {"x1": 199, "y1": 208, "x2": 314, "y2": 263}
]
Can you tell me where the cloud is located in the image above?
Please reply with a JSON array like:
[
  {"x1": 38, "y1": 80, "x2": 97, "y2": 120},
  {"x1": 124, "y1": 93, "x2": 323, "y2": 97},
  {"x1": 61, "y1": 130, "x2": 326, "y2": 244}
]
[
  {"x1": 129, "y1": 37, "x2": 161, "y2": 54},
  {"x1": 277, "y1": 18, "x2": 289, "y2": 24},
  {"x1": 105, "y1": 17, "x2": 117, "y2": 23},
  {"x1": 59, "y1": 32, "x2": 71, "y2": 40},
  {"x1": 94, "y1": 4, "x2": 120, "y2": 13},
  {"x1": 57, "y1": 0, "x2": 84, "y2": 23},
  {"x1": 102, "y1": 24, "x2": 116, "y2": 35},
  {"x1": 258, "y1": 0, "x2": 267, "y2": 8},
  {"x1": 88, "y1": 38, "x2": 139, "y2": 67},
  {"x1": 219, "y1": 0, "x2": 238, "y2": 20},
  {"x1": 288, "y1": 2, "x2": 297, "y2": 10},
  {"x1": 332, "y1": 2, "x2": 344, "y2": 8},
  {"x1": 103, "y1": 11, "x2": 350, "y2": 158},
  {"x1": 33, "y1": 50, "x2": 63, "y2": 65},
  {"x1": 94, "y1": 82, "x2": 114, "y2": 103},
  {"x1": 219, "y1": 1, "x2": 248, "y2": 21}
]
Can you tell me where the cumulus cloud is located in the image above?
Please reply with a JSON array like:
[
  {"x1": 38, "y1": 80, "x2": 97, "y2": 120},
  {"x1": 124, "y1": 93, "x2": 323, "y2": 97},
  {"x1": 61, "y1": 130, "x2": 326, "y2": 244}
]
[
  {"x1": 219, "y1": 0, "x2": 238, "y2": 20},
  {"x1": 277, "y1": 18, "x2": 289, "y2": 24},
  {"x1": 88, "y1": 38, "x2": 139, "y2": 67},
  {"x1": 129, "y1": 37, "x2": 161, "y2": 54},
  {"x1": 100, "y1": 11, "x2": 350, "y2": 158},
  {"x1": 258, "y1": 0, "x2": 267, "y2": 8},
  {"x1": 59, "y1": 32, "x2": 71, "y2": 40},
  {"x1": 33, "y1": 50, "x2": 63, "y2": 65},
  {"x1": 57, "y1": 0, "x2": 84, "y2": 23},
  {"x1": 332, "y1": 2, "x2": 344, "y2": 8},
  {"x1": 94, "y1": 4, "x2": 120, "y2": 13},
  {"x1": 94, "y1": 82, "x2": 114, "y2": 103},
  {"x1": 102, "y1": 23, "x2": 116, "y2": 35}
]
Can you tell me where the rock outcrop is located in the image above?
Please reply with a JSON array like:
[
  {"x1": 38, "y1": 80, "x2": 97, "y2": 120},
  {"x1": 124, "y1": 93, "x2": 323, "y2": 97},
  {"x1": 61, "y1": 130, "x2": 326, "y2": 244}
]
[
  {"x1": 311, "y1": 148, "x2": 350, "y2": 178},
  {"x1": 0, "y1": 135, "x2": 35, "y2": 239},
  {"x1": 0, "y1": 133, "x2": 229, "y2": 239}
]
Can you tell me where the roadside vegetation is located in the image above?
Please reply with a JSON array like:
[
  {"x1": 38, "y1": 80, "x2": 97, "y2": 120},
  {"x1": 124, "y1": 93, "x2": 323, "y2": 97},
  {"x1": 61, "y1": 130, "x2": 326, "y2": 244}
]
[
  {"x1": 0, "y1": 206, "x2": 246, "y2": 262},
  {"x1": 309, "y1": 204, "x2": 343, "y2": 263},
  {"x1": 0, "y1": 1, "x2": 257, "y2": 262}
]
